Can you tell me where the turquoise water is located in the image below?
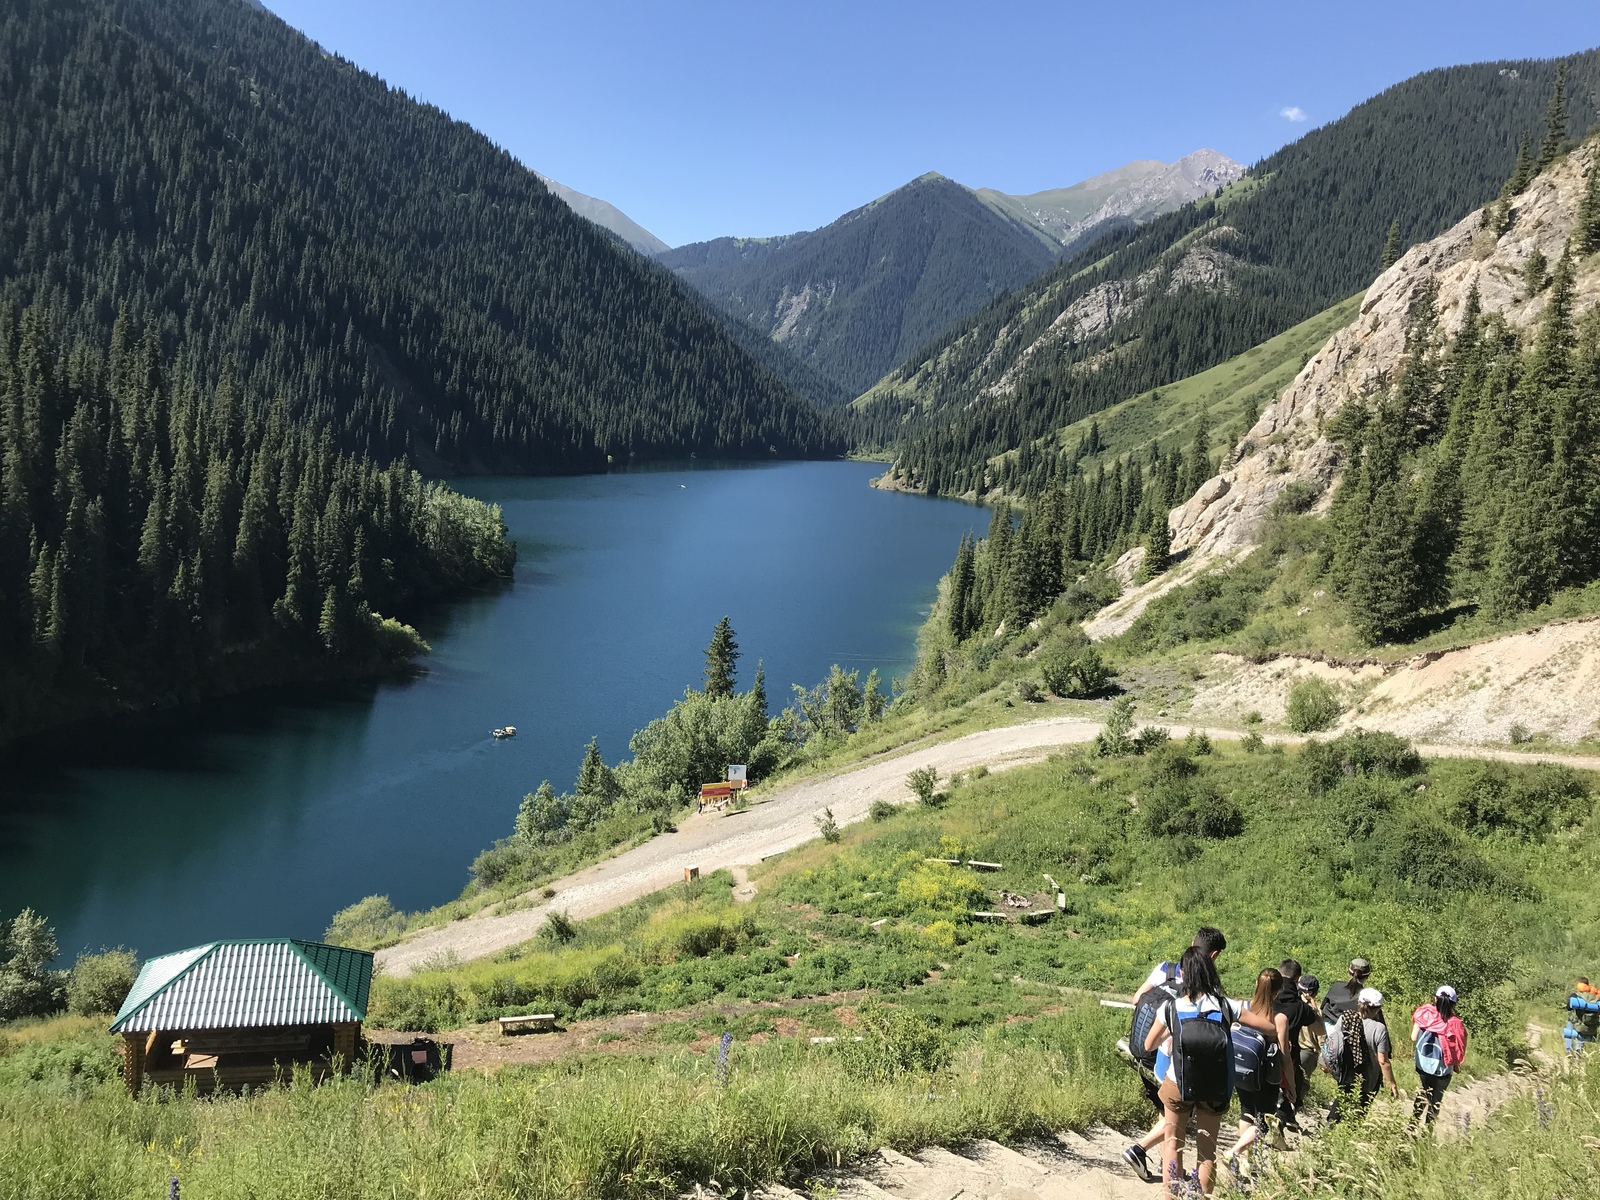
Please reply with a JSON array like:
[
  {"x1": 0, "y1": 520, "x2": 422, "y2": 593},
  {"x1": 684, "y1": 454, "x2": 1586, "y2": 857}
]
[{"x1": 0, "y1": 462, "x2": 979, "y2": 959}]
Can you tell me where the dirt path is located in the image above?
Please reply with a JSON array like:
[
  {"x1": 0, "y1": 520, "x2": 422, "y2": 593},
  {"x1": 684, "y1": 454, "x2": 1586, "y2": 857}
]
[{"x1": 376, "y1": 719, "x2": 1600, "y2": 977}]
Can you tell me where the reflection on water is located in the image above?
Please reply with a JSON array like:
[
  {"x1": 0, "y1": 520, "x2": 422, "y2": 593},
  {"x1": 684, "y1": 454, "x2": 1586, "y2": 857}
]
[{"x1": 0, "y1": 461, "x2": 979, "y2": 956}]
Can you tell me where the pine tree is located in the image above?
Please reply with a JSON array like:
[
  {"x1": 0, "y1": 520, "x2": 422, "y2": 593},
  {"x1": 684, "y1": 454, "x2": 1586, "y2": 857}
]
[
  {"x1": 749, "y1": 660, "x2": 769, "y2": 724},
  {"x1": 1505, "y1": 135, "x2": 1536, "y2": 198},
  {"x1": 1579, "y1": 153, "x2": 1600, "y2": 255},
  {"x1": 1137, "y1": 518, "x2": 1171, "y2": 583},
  {"x1": 1536, "y1": 63, "x2": 1568, "y2": 170},
  {"x1": 575, "y1": 737, "x2": 618, "y2": 802},
  {"x1": 1394, "y1": 278, "x2": 1441, "y2": 442},
  {"x1": 1522, "y1": 247, "x2": 1549, "y2": 297},
  {"x1": 703, "y1": 616, "x2": 739, "y2": 697},
  {"x1": 947, "y1": 532, "x2": 976, "y2": 639},
  {"x1": 1381, "y1": 220, "x2": 1403, "y2": 269}
]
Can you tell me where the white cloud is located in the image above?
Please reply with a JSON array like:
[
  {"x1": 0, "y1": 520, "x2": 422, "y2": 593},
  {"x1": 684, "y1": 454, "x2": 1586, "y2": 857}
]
[{"x1": 1280, "y1": 106, "x2": 1308, "y2": 123}]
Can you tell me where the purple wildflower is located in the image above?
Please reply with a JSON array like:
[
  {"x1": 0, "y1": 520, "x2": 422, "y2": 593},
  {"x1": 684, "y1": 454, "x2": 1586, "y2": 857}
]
[
  {"x1": 715, "y1": 1032, "x2": 733, "y2": 1087},
  {"x1": 169, "y1": 1180, "x2": 180, "y2": 1200}
]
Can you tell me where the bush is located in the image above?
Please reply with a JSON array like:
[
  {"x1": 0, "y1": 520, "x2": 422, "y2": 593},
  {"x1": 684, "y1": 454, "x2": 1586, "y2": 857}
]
[
  {"x1": 0, "y1": 909, "x2": 64, "y2": 1022},
  {"x1": 539, "y1": 911, "x2": 578, "y2": 945},
  {"x1": 1131, "y1": 725, "x2": 1170, "y2": 754},
  {"x1": 65, "y1": 949, "x2": 138, "y2": 1016},
  {"x1": 817, "y1": 808, "x2": 842, "y2": 843},
  {"x1": 1015, "y1": 679, "x2": 1041, "y2": 703},
  {"x1": 1449, "y1": 762, "x2": 1591, "y2": 840},
  {"x1": 869, "y1": 799, "x2": 896, "y2": 822},
  {"x1": 906, "y1": 766, "x2": 940, "y2": 805},
  {"x1": 1300, "y1": 729, "x2": 1423, "y2": 794},
  {"x1": 1093, "y1": 696, "x2": 1136, "y2": 757},
  {"x1": 325, "y1": 895, "x2": 408, "y2": 947},
  {"x1": 1285, "y1": 677, "x2": 1341, "y2": 733},
  {"x1": 838, "y1": 1001, "x2": 951, "y2": 1080},
  {"x1": 1142, "y1": 779, "x2": 1244, "y2": 840},
  {"x1": 1041, "y1": 640, "x2": 1112, "y2": 698}
]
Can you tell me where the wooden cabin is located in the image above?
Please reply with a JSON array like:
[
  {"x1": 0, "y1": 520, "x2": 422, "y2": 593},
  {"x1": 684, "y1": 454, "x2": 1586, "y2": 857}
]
[{"x1": 111, "y1": 938, "x2": 373, "y2": 1094}]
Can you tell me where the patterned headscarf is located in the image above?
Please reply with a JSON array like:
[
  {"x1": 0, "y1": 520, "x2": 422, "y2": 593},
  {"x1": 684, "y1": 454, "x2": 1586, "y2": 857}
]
[{"x1": 1340, "y1": 1008, "x2": 1366, "y2": 1070}]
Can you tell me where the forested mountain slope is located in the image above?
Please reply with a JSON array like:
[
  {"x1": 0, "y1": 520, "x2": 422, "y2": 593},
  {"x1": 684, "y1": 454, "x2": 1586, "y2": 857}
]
[
  {"x1": 0, "y1": 0, "x2": 838, "y2": 474},
  {"x1": 658, "y1": 174, "x2": 1062, "y2": 396},
  {"x1": 860, "y1": 51, "x2": 1600, "y2": 499}
]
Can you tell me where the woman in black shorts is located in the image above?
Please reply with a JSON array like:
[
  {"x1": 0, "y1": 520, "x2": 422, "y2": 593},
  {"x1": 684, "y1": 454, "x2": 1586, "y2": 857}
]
[{"x1": 1226, "y1": 968, "x2": 1289, "y2": 1174}]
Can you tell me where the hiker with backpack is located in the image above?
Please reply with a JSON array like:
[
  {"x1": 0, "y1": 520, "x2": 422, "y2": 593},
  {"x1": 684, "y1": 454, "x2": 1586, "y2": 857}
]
[
  {"x1": 1223, "y1": 967, "x2": 1295, "y2": 1177},
  {"x1": 1321, "y1": 958, "x2": 1373, "y2": 1033},
  {"x1": 1122, "y1": 927, "x2": 1228, "y2": 1182},
  {"x1": 1321, "y1": 986, "x2": 1398, "y2": 1119},
  {"x1": 1293, "y1": 974, "x2": 1325, "y2": 1101},
  {"x1": 1411, "y1": 985, "x2": 1467, "y2": 1125},
  {"x1": 1143, "y1": 945, "x2": 1281, "y2": 1194}
]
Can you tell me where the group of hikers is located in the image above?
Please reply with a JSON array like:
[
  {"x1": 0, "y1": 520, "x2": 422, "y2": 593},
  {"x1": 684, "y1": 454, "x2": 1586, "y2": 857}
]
[{"x1": 1118, "y1": 927, "x2": 1469, "y2": 1193}]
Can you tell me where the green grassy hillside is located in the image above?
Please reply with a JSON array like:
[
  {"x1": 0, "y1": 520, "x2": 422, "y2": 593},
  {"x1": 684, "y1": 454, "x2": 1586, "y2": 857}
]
[
  {"x1": 5, "y1": 733, "x2": 1592, "y2": 1197},
  {"x1": 1046, "y1": 293, "x2": 1362, "y2": 470}
]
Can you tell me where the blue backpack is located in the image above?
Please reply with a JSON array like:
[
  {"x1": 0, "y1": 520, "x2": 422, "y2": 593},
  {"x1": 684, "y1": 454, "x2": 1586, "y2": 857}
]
[
  {"x1": 1415, "y1": 1028, "x2": 1450, "y2": 1078},
  {"x1": 1231, "y1": 1021, "x2": 1281, "y2": 1092}
]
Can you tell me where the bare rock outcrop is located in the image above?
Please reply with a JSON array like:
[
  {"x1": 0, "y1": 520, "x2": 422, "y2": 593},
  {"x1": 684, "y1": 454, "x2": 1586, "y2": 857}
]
[{"x1": 1169, "y1": 141, "x2": 1600, "y2": 558}]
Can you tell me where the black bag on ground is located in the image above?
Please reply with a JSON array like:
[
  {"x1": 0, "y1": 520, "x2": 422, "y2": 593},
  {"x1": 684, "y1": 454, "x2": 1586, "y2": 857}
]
[{"x1": 386, "y1": 1038, "x2": 453, "y2": 1083}]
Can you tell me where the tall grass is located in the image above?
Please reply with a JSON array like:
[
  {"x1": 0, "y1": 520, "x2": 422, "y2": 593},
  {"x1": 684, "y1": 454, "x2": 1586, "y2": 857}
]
[
  {"x1": 0, "y1": 1007, "x2": 1141, "y2": 1200},
  {"x1": 1255, "y1": 1053, "x2": 1600, "y2": 1200}
]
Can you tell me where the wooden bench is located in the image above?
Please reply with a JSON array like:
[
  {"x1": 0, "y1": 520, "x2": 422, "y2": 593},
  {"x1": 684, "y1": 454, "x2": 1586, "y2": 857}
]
[{"x1": 497, "y1": 1013, "x2": 557, "y2": 1035}]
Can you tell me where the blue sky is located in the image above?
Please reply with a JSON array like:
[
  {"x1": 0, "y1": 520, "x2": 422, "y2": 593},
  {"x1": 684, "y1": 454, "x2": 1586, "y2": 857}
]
[{"x1": 261, "y1": 1, "x2": 1600, "y2": 248}]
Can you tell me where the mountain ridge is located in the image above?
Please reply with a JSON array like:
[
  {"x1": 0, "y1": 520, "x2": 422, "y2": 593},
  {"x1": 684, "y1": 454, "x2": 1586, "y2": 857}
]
[
  {"x1": 535, "y1": 173, "x2": 670, "y2": 256},
  {"x1": 658, "y1": 153, "x2": 1240, "y2": 397}
]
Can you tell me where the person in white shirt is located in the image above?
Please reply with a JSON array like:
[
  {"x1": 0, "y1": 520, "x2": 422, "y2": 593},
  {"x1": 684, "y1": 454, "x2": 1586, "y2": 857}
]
[
  {"x1": 1122, "y1": 927, "x2": 1227, "y2": 1182},
  {"x1": 1143, "y1": 945, "x2": 1280, "y2": 1194}
]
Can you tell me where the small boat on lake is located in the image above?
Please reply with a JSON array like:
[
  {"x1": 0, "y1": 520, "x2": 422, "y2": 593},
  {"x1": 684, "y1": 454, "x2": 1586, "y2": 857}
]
[{"x1": 492, "y1": 726, "x2": 517, "y2": 739}]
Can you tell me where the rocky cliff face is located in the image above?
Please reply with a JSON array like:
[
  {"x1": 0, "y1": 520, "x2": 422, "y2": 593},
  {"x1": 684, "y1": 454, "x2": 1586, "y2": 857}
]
[{"x1": 1169, "y1": 139, "x2": 1600, "y2": 559}]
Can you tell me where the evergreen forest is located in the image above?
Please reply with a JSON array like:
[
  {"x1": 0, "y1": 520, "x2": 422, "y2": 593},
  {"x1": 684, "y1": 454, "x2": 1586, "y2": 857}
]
[
  {"x1": 0, "y1": 0, "x2": 839, "y2": 475},
  {"x1": 0, "y1": 307, "x2": 515, "y2": 740},
  {"x1": 855, "y1": 52, "x2": 1600, "y2": 500}
]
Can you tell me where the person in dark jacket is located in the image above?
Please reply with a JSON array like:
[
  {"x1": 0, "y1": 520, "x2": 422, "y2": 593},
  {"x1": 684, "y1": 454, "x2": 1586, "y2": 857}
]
[{"x1": 1321, "y1": 958, "x2": 1372, "y2": 1031}]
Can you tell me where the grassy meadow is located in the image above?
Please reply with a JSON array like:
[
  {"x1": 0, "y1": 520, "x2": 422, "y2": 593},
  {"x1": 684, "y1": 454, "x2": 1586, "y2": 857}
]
[{"x1": 4, "y1": 733, "x2": 1596, "y2": 1197}]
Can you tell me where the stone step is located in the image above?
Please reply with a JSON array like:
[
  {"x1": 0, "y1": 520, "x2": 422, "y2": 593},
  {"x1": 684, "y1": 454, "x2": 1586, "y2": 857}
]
[
  {"x1": 871, "y1": 1148, "x2": 965, "y2": 1200},
  {"x1": 910, "y1": 1146, "x2": 1008, "y2": 1197}
]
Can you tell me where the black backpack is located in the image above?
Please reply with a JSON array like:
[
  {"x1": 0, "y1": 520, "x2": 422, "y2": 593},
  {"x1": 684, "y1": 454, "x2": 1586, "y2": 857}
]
[
  {"x1": 1167, "y1": 997, "x2": 1235, "y2": 1108},
  {"x1": 1129, "y1": 963, "x2": 1179, "y2": 1071}
]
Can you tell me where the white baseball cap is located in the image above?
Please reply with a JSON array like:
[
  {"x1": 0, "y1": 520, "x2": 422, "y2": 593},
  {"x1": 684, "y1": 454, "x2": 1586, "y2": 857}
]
[
  {"x1": 1357, "y1": 987, "x2": 1384, "y2": 1006},
  {"x1": 1436, "y1": 985, "x2": 1458, "y2": 1002}
]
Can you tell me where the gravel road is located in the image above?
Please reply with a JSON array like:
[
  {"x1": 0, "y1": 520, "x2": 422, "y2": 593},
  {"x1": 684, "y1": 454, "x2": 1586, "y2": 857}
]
[{"x1": 376, "y1": 717, "x2": 1600, "y2": 977}]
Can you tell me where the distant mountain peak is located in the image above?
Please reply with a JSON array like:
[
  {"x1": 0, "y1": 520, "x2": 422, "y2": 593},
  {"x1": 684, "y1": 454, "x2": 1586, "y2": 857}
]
[
  {"x1": 976, "y1": 150, "x2": 1247, "y2": 252},
  {"x1": 534, "y1": 173, "x2": 669, "y2": 256}
]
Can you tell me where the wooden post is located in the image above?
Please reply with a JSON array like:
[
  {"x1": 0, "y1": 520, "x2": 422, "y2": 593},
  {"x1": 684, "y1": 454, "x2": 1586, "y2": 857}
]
[
  {"x1": 332, "y1": 1022, "x2": 359, "y2": 1073},
  {"x1": 122, "y1": 1033, "x2": 146, "y2": 1094}
]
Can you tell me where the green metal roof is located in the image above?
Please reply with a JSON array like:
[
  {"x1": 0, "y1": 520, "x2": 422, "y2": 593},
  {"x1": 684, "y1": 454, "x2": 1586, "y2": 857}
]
[{"x1": 111, "y1": 939, "x2": 373, "y2": 1033}]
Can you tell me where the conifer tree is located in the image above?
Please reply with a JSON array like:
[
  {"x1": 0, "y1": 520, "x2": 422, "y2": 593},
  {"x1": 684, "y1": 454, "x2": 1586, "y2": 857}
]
[
  {"x1": 703, "y1": 616, "x2": 740, "y2": 698},
  {"x1": 947, "y1": 532, "x2": 977, "y2": 639},
  {"x1": 1381, "y1": 221, "x2": 1403, "y2": 269},
  {"x1": 1536, "y1": 63, "x2": 1569, "y2": 169},
  {"x1": 1522, "y1": 247, "x2": 1549, "y2": 297},
  {"x1": 1137, "y1": 518, "x2": 1171, "y2": 583},
  {"x1": 1579, "y1": 154, "x2": 1600, "y2": 254}
]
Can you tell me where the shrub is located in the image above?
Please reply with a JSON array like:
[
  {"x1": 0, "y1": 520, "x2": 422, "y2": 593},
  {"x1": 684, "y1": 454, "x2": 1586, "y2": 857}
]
[
  {"x1": 1015, "y1": 679, "x2": 1041, "y2": 703},
  {"x1": 1093, "y1": 696, "x2": 1136, "y2": 757},
  {"x1": 1142, "y1": 780, "x2": 1244, "y2": 840},
  {"x1": 65, "y1": 949, "x2": 138, "y2": 1016},
  {"x1": 539, "y1": 911, "x2": 578, "y2": 945},
  {"x1": 1300, "y1": 729, "x2": 1423, "y2": 794},
  {"x1": 816, "y1": 808, "x2": 842, "y2": 843},
  {"x1": 894, "y1": 861, "x2": 988, "y2": 917},
  {"x1": 325, "y1": 895, "x2": 408, "y2": 947},
  {"x1": 838, "y1": 1001, "x2": 951, "y2": 1080},
  {"x1": 1131, "y1": 725, "x2": 1171, "y2": 754},
  {"x1": 1041, "y1": 640, "x2": 1112, "y2": 698},
  {"x1": 1285, "y1": 677, "x2": 1341, "y2": 733},
  {"x1": 869, "y1": 799, "x2": 896, "y2": 822},
  {"x1": 906, "y1": 766, "x2": 941, "y2": 805},
  {"x1": 1448, "y1": 762, "x2": 1591, "y2": 840},
  {"x1": 1508, "y1": 722, "x2": 1533, "y2": 744},
  {"x1": 1184, "y1": 730, "x2": 1212, "y2": 755}
]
